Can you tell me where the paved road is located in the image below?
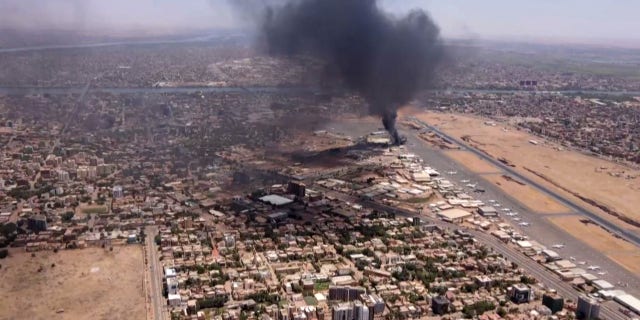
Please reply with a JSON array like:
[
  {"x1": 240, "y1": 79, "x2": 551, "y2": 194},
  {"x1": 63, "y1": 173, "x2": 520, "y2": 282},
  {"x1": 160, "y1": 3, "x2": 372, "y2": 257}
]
[
  {"x1": 410, "y1": 117, "x2": 640, "y2": 248},
  {"x1": 145, "y1": 226, "x2": 165, "y2": 320}
]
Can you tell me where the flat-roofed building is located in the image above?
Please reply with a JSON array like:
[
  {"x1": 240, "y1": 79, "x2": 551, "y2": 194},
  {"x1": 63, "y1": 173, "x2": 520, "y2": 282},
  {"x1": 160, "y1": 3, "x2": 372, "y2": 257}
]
[
  {"x1": 478, "y1": 206, "x2": 498, "y2": 217},
  {"x1": 436, "y1": 208, "x2": 472, "y2": 223}
]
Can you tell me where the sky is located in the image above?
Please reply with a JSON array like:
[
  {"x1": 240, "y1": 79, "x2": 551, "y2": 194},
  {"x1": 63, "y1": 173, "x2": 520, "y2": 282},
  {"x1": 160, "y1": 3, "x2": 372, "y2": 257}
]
[{"x1": 0, "y1": 0, "x2": 639, "y2": 45}]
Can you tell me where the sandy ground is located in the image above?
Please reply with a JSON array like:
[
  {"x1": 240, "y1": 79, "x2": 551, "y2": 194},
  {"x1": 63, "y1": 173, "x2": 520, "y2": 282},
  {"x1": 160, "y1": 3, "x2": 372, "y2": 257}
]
[
  {"x1": 0, "y1": 247, "x2": 145, "y2": 320},
  {"x1": 481, "y1": 173, "x2": 571, "y2": 214},
  {"x1": 548, "y1": 216, "x2": 640, "y2": 274},
  {"x1": 443, "y1": 150, "x2": 501, "y2": 173},
  {"x1": 411, "y1": 110, "x2": 640, "y2": 231}
]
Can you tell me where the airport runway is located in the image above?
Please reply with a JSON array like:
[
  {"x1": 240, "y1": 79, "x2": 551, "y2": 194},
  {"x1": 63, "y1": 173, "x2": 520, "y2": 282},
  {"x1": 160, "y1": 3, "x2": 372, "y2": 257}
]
[{"x1": 325, "y1": 119, "x2": 640, "y2": 298}]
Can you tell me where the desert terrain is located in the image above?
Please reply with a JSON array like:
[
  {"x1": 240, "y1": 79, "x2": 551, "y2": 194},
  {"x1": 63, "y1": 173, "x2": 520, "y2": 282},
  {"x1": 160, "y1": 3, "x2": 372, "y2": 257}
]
[
  {"x1": 549, "y1": 216, "x2": 640, "y2": 274},
  {"x1": 481, "y1": 173, "x2": 571, "y2": 214},
  {"x1": 0, "y1": 247, "x2": 145, "y2": 320}
]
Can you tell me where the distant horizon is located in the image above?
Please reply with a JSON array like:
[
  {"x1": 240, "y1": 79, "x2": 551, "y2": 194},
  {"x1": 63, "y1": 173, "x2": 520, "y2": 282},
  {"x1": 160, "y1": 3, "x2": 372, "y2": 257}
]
[
  {"x1": 3, "y1": 27, "x2": 640, "y2": 51},
  {"x1": 1, "y1": 0, "x2": 640, "y2": 49}
]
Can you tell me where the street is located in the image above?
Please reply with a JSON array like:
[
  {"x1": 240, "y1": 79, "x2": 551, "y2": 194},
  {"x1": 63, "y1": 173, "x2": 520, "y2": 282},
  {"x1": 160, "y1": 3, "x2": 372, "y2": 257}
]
[{"x1": 145, "y1": 226, "x2": 165, "y2": 320}]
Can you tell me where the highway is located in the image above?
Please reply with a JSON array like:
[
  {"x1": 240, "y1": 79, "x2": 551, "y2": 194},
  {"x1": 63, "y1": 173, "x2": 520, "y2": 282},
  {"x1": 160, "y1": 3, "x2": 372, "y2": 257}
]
[
  {"x1": 145, "y1": 226, "x2": 165, "y2": 320},
  {"x1": 410, "y1": 117, "x2": 640, "y2": 248}
]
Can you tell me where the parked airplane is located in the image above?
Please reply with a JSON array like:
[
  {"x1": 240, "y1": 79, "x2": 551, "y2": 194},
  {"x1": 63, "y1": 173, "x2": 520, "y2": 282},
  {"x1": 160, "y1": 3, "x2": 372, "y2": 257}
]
[
  {"x1": 597, "y1": 271, "x2": 607, "y2": 276},
  {"x1": 587, "y1": 265, "x2": 601, "y2": 270},
  {"x1": 551, "y1": 244, "x2": 565, "y2": 249},
  {"x1": 513, "y1": 217, "x2": 521, "y2": 221},
  {"x1": 518, "y1": 222, "x2": 530, "y2": 226},
  {"x1": 461, "y1": 179, "x2": 470, "y2": 183},
  {"x1": 447, "y1": 171, "x2": 457, "y2": 175},
  {"x1": 465, "y1": 183, "x2": 477, "y2": 188}
]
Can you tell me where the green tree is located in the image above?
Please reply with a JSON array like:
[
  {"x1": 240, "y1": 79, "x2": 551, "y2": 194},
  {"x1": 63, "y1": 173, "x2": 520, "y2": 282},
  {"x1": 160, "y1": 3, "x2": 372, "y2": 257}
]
[{"x1": 61, "y1": 211, "x2": 75, "y2": 222}]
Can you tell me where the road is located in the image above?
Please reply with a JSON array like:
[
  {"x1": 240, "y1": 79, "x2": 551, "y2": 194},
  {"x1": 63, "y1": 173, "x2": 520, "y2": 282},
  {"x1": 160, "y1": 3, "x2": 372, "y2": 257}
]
[
  {"x1": 410, "y1": 117, "x2": 640, "y2": 248},
  {"x1": 145, "y1": 226, "x2": 165, "y2": 320}
]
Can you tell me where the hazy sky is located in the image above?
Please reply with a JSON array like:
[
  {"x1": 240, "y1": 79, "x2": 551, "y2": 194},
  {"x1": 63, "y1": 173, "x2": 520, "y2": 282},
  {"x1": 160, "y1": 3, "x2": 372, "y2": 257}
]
[{"x1": 1, "y1": 0, "x2": 639, "y2": 44}]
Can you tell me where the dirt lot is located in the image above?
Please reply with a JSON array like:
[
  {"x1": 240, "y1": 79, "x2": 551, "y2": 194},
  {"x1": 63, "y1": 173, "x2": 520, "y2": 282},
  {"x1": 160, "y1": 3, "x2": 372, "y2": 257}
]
[
  {"x1": 411, "y1": 110, "x2": 640, "y2": 231},
  {"x1": 548, "y1": 216, "x2": 640, "y2": 274},
  {"x1": 482, "y1": 173, "x2": 571, "y2": 214},
  {"x1": 443, "y1": 150, "x2": 501, "y2": 173},
  {"x1": 0, "y1": 247, "x2": 145, "y2": 320}
]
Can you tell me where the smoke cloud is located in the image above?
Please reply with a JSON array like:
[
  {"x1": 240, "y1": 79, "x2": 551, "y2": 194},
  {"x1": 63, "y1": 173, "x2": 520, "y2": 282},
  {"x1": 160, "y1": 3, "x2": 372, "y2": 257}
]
[{"x1": 260, "y1": 0, "x2": 443, "y2": 144}]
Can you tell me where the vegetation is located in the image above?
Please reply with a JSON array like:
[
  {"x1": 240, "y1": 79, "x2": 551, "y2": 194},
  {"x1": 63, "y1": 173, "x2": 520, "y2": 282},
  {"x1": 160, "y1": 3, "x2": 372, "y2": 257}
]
[
  {"x1": 247, "y1": 291, "x2": 280, "y2": 304},
  {"x1": 462, "y1": 301, "x2": 496, "y2": 318},
  {"x1": 197, "y1": 296, "x2": 228, "y2": 309},
  {"x1": 61, "y1": 211, "x2": 75, "y2": 222}
]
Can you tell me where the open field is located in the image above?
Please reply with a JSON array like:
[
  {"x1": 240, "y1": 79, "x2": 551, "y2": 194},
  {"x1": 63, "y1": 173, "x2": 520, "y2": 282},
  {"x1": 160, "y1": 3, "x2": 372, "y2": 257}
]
[
  {"x1": 443, "y1": 150, "x2": 501, "y2": 173},
  {"x1": 0, "y1": 247, "x2": 145, "y2": 320},
  {"x1": 481, "y1": 173, "x2": 571, "y2": 214},
  {"x1": 411, "y1": 110, "x2": 640, "y2": 231},
  {"x1": 548, "y1": 216, "x2": 640, "y2": 274}
]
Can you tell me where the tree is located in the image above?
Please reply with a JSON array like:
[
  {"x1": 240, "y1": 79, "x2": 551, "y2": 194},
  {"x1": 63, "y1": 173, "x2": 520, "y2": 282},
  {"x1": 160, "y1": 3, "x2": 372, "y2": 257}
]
[
  {"x1": 0, "y1": 223, "x2": 16, "y2": 237},
  {"x1": 61, "y1": 211, "x2": 75, "y2": 222},
  {"x1": 0, "y1": 249, "x2": 8, "y2": 259}
]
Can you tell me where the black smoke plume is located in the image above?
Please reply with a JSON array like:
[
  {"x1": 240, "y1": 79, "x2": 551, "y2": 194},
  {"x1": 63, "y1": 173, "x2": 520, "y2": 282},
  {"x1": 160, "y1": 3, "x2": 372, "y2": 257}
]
[{"x1": 261, "y1": 0, "x2": 443, "y2": 144}]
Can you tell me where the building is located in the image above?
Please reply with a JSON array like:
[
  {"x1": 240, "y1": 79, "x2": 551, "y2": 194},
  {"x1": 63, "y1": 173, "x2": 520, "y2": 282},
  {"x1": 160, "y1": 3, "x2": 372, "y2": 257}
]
[
  {"x1": 167, "y1": 277, "x2": 179, "y2": 295},
  {"x1": 542, "y1": 249, "x2": 561, "y2": 262},
  {"x1": 614, "y1": 294, "x2": 640, "y2": 316},
  {"x1": 329, "y1": 286, "x2": 365, "y2": 302},
  {"x1": 542, "y1": 292, "x2": 564, "y2": 314},
  {"x1": 477, "y1": 206, "x2": 498, "y2": 217},
  {"x1": 168, "y1": 294, "x2": 181, "y2": 307},
  {"x1": 361, "y1": 293, "x2": 385, "y2": 315},
  {"x1": 354, "y1": 300, "x2": 369, "y2": 320},
  {"x1": 112, "y1": 186, "x2": 124, "y2": 199},
  {"x1": 27, "y1": 215, "x2": 47, "y2": 232},
  {"x1": 332, "y1": 302, "x2": 354, "y2": 320},
  {"x1": 437, "y1": 208, "x2": 472, "y2": 223},
  {"x1": 260, "y1": 194, "x2": 294, "y2": 207},
  {"x1": 287, "y1": 181, "x2": 306, "y2": 200},
  {"x1": 431, "y1": 296, "x2": 450, "y2": 315},
  {"x1": 268, "y1": 211, "x2": 289, "y2": 224},
  {"x1": 576, "y1": 295, "x2": 600, "y2": 320},
  {"x1": 509, "y1": 284, "x2": 531, "y2": 304}
]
